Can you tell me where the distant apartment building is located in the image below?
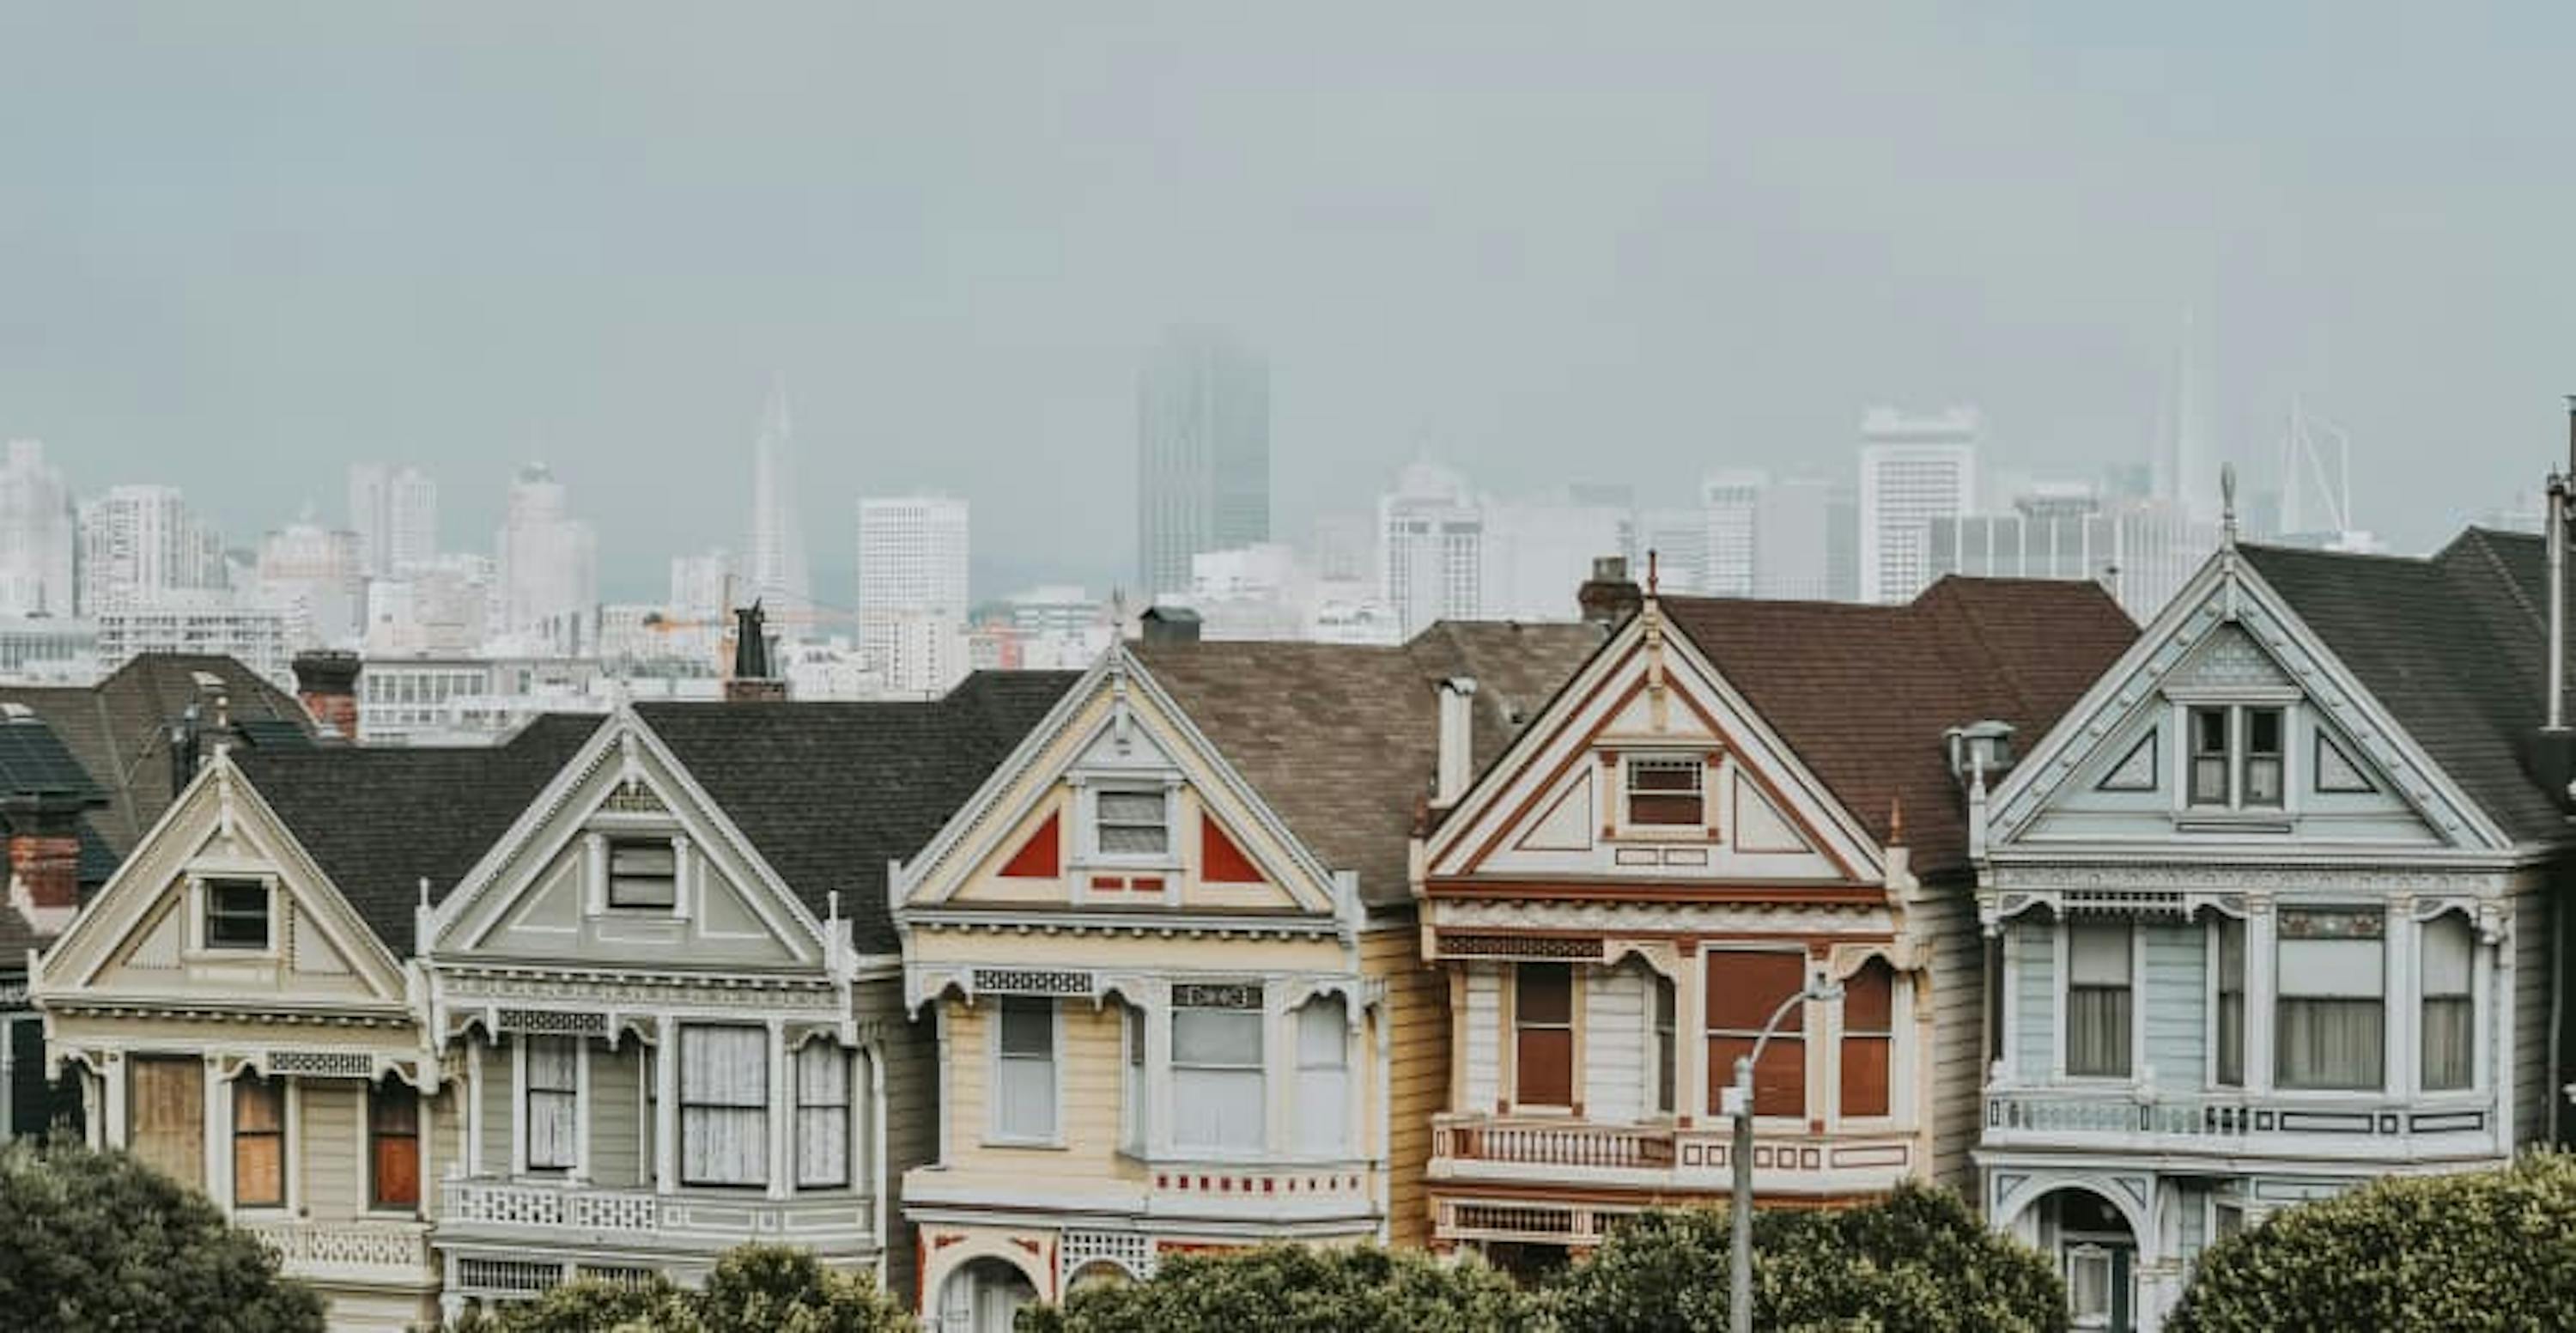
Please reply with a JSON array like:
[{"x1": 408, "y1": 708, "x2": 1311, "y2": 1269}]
[
  {"x1": 1858, "y1": 407, "x2": 1980, "y2": 603},
  {"x1": 0, "y1": 615, "x2": 99, "y2": 684},
  {"x1": 95, "y1": 594, "x2": 293, "y2": 688},
  {"x1": 0, "y1": 441, "x2": 76, "y2": 617},
  {"x1": 1138, "y1": 326, "x2": 1270, "y2": 597},
  {"x1": 347, "y1": 463, "x2": 438, "y2": 578},
  {"x1": 1379, "y1": 461, "x2": 1485, "y2": 636},
  {"x1": 670, "y1": 547, "x2": 737, "y2": 619},
  {"x1": 362, "y1": 554, "x2": 494, "y2": 656},
  {"x1": 76, "y1": 484, "x2": 227, "y2": 616},
  {"x1": 1180, "y1": 543, "x2": 1310, "y2": 640},
  {"x1": 859, "y1": 495, "x2": 971, "y2": 696},
  {"x1": 1925, "y1": 487, "x2": 2221, "y2": 623},
  {"x1": 1702, "y1": 470, "x2": 1766, "y2": 596},
  {"x1": 493, "y1": 463, "x2": 598, "y2": 649},
  {"x1": 255, "y1": 520, "x2": 366, "y2": 648}
]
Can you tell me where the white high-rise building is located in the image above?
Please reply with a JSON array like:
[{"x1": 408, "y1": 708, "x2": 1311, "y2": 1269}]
[
  {"x1": 363, "y1": 554, "x2": 493, "y2": 656},
  {"x1": 255, "y1": 521, "x2": 366, "y2": 648},
  {"x1": 857, "y1": 495, "x2": 970, "y2": 696},
  {"x1": 1701, "y1": 470, "x2": 1768, "y2": 598},
  {"x1": 1378, "y1": 462, "x2": 1485, "y2": 637},
  {"x1": 0, "y1": 441, "x2": 76, "y2": 617},
  {"x1": 746, "y1": 377, "x2": 811, "y2": 610},
  {"x1": 76, "y1": 484, "x2": 227, "y2": 616},
  {"x1": 1482, "y1": 492, "x2": 1631, "y2": 622},
  {"x1": 349, "y1": 463, "x2": 440, "y2": 578},
  {"x1": 1857, "y1": 407, "x2": 1980, "y2": 604},
  {"x1": 495, "y1": 463, "x2": 598, "y2": 652},
  {"x1": 671, "y1": 548, "x2": 737, "y2": 620}
]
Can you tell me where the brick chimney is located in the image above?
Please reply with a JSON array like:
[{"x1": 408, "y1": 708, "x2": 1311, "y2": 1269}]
[
  {"x1": 292, "y1": 650, "x2": 362, "y2": 740},
  {"x1": 1577, "y1": 556, "x2": 1644, "y2": 627},
  {"x1": 4, "y1": 797, "x2": 90, "y2": 931},
  {"x1": 725, "y1": 602, "x2": 789, "y2": 703}
]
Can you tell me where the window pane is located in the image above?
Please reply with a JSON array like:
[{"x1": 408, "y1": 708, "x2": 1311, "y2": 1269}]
[
  {"x1": 1628, "y1": 760, "x2": 1702, "y2": 792},
  {"x1": 234, "y1": 1076, "x2": 284, "y2": 1208},
  {"x1": 2277, "y1": 997, "x2": 2385, "y2": 1089},
  {"x1": 2246, "y1": 709, "x2": 2282, "y2": 754},
  {"x1": 1515, "y1": 964, "x2": 1572, "y2": 1026},
  {"x1": 998, "y1": 999, "x2": 1054, "y2": 1057},
  {"x1": 1628, "y1": 793, "x2": 1705, "y2": 825},
  {"x1": 129, "y1": 1057, "x2": 205, "y2": 1188},
  {"x1": 2279, "y1": 938, "x2": 2385, "y2": 998},
  {"x1": 1516, "y1": 1028, "x2": 1573, "y2": 1106},
  {"x1": 609, "y1": 839, "x2": 677, "y2": 908},
  {"x1": 796, "y1": 1044, "x2": 849, "y2": 1107},
  {"x1": 372, "y1": 1081, "x2": 421, "y2": 1209},
  {"x1": 526, "y1": 1037, "x2": 579, "y2": 1092},
  {"x1": 1174, "y1": 1010, "x2": 1261, "y2": 1068},
  {"x1": 1172, "y1": 1068, "x2": 1263, "y2": 1151},
  {"x1": 2245, "y1": 758, "x2": 2284, "y2": 807},
  {"x1": 2069, "y1": 921, "x2": 2132, "y2": 985},
  {"x1": 1705, "y1": 951, "x2": 1805, "y2": 1032},
  {"x1": 1097, "y1": 793, "x2": 1164, "y2": 824},
  {"x1": 1840, "y1": 1037, "x2": 1890, "y2": 1117},
  {"x1": 1098, "y1": 823, "x2": 1169, "y2": 855},
  {"x1": 1707, "y1": 1033, "x2": 1803, "y2": 1117},
  {"x1": 2217, "y1": 915, "x2": 2247, "y2": 1086},
  {"x1": 1297, "y1": 999, "x2": 1346, "y2": 1068},
  {"x1": 2421, "y1": 915, "x2": 2475, "y2": 996},
  {"x1": 234, "y1": 1075, "x2": 284, "y2": 1131},
  {"x1": 207, "y1": 880, "x2": 269, "y2": 949},
  {"x1": 2421, "y1": 996, "x2": 2473, "y2": 1092},
  {"x1": 1843, "y1": 960, "x2": 1893, "y2": 1033},
  {"x1": 2067, "y1": 988, "x2": 2133, "y2": 1078}
]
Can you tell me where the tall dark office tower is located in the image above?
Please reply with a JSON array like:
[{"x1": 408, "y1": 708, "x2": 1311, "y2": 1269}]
[{"x1": 1137, "y1": 327, "x2": 1270, "y2": 598}]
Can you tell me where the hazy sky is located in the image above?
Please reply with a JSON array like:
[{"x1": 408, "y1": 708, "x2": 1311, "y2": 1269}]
[{"x1": 4, "y1": 3, "x2": 2573, "y2": 601}]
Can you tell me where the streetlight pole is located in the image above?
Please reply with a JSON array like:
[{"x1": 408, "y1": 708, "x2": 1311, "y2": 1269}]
[{"x1": 1727, "y1": 979, "x2": 1844, "y2": 1333}]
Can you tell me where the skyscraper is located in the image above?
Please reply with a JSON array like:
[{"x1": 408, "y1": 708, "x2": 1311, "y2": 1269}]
[
  {"x1": 0, "y1": 441, "x2": 76, "y2": 617},
  {"x1": 255, "y1": 520, "x2": 366, "y2": 648},
  {"x1": 746, "y1": 376, "x2": 810, "y2": 610},
  {"x1": 495, "y1": 463, "x2": 598, "y2": 651},
  {"x1": 1701, "y1": 470, "x2": 1768, "y2": 597},
  {"x1": 1137, "y1": 327, "x2": 1270, "y2": 597},
  {"x1": 1857, "y1": 407, "x2": 1980, "y2": 604},
  {"x1": 2157, "y1": 310, "x2": 2221, "y2": 526},
  {"x1": 349, "y1": 463, "x2": 439, "y2": 578},
  {"x1": 76, "y1": 484, "x2": 227, "y2": 616},
  {"x1": 857, "y1": 495, "x2": 970, "y2": 695},
  {"x1": 1378, "y1": 462, "x2": 1485, "y2": 636}
]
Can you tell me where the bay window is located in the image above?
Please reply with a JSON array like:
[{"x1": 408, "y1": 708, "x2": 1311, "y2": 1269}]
[
  {"x1": 1705, "y1": 950, "x2": 1806, "y2": 1117},
  {"x1": 795, "y1": 1043, "x2": 849, "y2": 1188},
  {"x1": 2420, "y1": 914, "x2": 2475, "y2": 1092},
  {"x1": 1173, "y1": 990, "x2": 1264, "y2": 1153},
  {"x1": 524, "y1": 1037, "x2": 579, "y2": 1172},
  {"x1": 1294, "y1": 996, "x2": 1350, "y2": 1155},
  {"x1": 2066, "y1": 921, "x2": 2133, "y2": 1079},
  {"x1": 682, "y1": 1026, "x2": 769, "y2": 1185},
  {"x1": 1513, "y1": 964, "x2": 1574, "y2": 1108},
  {"x1": 2276, "y1": 910, "x2": 2385, "y2": 1091},
  {"x1": 991, "y1": 999, "x2": 1057, "y2": 1143}
]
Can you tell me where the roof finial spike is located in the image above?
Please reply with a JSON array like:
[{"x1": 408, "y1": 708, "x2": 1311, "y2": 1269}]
[
  {"x1": 418, "y1": 875, "x2": 431, "y2": 909},
  {"x1": 2221, "y1": 461, "x2": 2240, "y2": 550},
  {"x1": 1646, "y1": 547, "x2": 1661, "y2": 598},
  {"x1": 1888, "y1": 795, "x2": 1906, "y2": 845}
]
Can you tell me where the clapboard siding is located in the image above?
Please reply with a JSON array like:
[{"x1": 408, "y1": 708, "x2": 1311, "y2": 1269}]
[
  {"x1": 1364, "y1": 921, "x2": 1446, "y2": 1249},
  {"x1": 2013, "y1": 921, "x2": 2055, "y2": 1079},
  {"x1": 480, "y1": 1035, "x2": 513, "y2": 1172},
  {"x1": 590, "y1": 1044, "x2": 642, "y2": 1189},
  {"x1": 2142, "y1": 922, "x2": 2205, "y2": 1088},
  {"x1": 301, "y1": 1080, "x2": 361, "y2": 1220},
  {"x1": 1583, "y1": 963, "x2": 1648, "y2": 1124},
  {"x1": 1462, "y1": 964, "x2": 1502, "y2": 1115},
  {"x1": 2514, "y1": 875, "x2": 2550, "y2": 1151},
  {"x1": 862, "y1": 974, "x2": 933, "y2": 1306},
  {"x1": 1919, "y1": 885, "x2": 1984, "y2": 1193}
]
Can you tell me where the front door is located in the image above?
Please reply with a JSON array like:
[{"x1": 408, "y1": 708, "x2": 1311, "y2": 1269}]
[{"x1": 2065, "y1": 1238, "x2": 2135, "y2": 1333}]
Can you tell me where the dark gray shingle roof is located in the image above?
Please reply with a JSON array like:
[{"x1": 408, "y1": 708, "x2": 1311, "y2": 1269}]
[{"x1": 636, "y1": 671, "x2": 1084, "y2": 954}]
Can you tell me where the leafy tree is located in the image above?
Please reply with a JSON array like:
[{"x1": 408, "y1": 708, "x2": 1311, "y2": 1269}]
[
  {"x1": 0, "y1": 1137, "x2": 326, "y2": 1332},
  {"x1": 1018, "y1": 1243, "x2": 1546, "y2": 1333},
  {"x1": 1547, "y1": 1182, "x2": 2066, "y2": 1333},
  {"x1": 2169, "y1": 1152, "x2": 2576, "y2": 1333},
  {"x1": 434, "y1": 1244, "x2": 911, "y2": 1333}
]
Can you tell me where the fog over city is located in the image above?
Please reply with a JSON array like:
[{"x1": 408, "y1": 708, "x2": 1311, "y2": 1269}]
[{"x1": 5, "y1": 3, "x2": 2573, "y2": 599}]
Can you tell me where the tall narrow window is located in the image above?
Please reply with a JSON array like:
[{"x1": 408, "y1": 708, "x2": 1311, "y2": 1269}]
[
  {"x1": 1705, "y1": 951, "x2": 1806, "y2": 1117},
  {"x1": 370, "y1": 1080, "x2": 420, "y2": 1210},
  {"x1": 1172, "y1": 995, "x2": 1264, "y2": 1153},
  {"x1": 1653, "y1": 974, "x2": 1678, "y2": 1116},
  {"x1": 2276, "y1": 910, "x2": 2385, "y2": 1091},
  {"x1": 1625, "y1": 758, "x2": 1705, "y2": 826},
  {"x1": 1840, "y1": 959, "x2": 1894, "y2": 1117},
  {"x1": 2187, "y1": 709, "x2": 2231, "y2": 806},
  {"x1": 205, "y1": 880, "x2": 270, "y2": 951},
  {"x1": 607, "y1": 840, "x2": 677, "y2": 909},
  {"x1": 1295, "y1": 996, "x2": 1350, "y2": 1155},
  {"x1": 1096, "y1": 790, "x2": 1170, "y2": 858},
  {"x1": 2066, "y1": 921, "x2": 2133, "y2": 1078},
  {"x1": 2243, "y1": 709, "x2": 2285, "y2": 807},
  {"x1": 681, "y1": 1026, "x2": 769, "y2": 1185},
  {"x1": 233, "y1": 1074, "x2": 285, "y2": 1208},
  {"x1": 992, "y1": 999, "x2": 1057, "y2": 1142},
  {"x1": 2421, "y1": 914, "x2": 2476, "y2": 1092},
  {"x1": 524, "y1": 1037, "x2": 579, "y2": 1172},
  {"x1": 2215, "y1": 916, "x2": 2247, "y2": 1086},
  {"x1": 795, "y1": 1043, "x2": 850, "y2": 1188},
  {"x1": 1513, "y1": 964, "x2": 1574, "y2": 1108},
  {"x1": 128, "y1": 1056, "x2": 205, "y2": 1189},
  {"x1": 1121, "y1": 1001, "x2": 1146, "y2": 1152}
]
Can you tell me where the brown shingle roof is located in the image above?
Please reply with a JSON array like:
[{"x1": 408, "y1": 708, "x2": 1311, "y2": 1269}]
[
  {"x1": 1661, "y1": 578, "x2": 2139, "y2": 876},
  {"x1": 1134, "y1": 623, "x2": 1606, "y2": 907}
]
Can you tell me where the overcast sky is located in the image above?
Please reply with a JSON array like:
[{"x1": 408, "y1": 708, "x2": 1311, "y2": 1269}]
[{"x1": 4, "y1": 3, "x2": 2572, "y2": 601}]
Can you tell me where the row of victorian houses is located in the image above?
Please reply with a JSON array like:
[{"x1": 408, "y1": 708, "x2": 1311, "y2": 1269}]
[{"x1": 8, "y1": 479, "x2": 2575, "y2": 1333}]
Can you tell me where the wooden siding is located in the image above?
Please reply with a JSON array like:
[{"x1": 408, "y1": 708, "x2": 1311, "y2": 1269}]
[
  {"x1": 2012, "y1": 921, "x2": 2054, "y2": 1080},
  {"x1": 1583, "y1": 962, "x2": 1649, "y2": 1124},
  {"x1": 2515, "y1": 873, "x2": 2551, "y2": 1150},
  {"x1": 591, "y1": 1044, "x2": 643, "y2": 1189},
  {"x1": 2142, "y1": 922, "x2": 2206, "y2": 1088},
  {"x1": 1364, "y1": 922, "x2": 1445, "y2": 1249},
  {"x1": 1917, "y1": 886, "x2": 1983, "y2": 1192},
  {"x1": 479, "y1": 1035, "x2": 513, "y2": 1172},
  {"x1": 939, "y1": 999, "x2": 1133, "y2": 1184},
  {"x1": 301, "y1": 1080, "x2": 361, "y2": 1219},
  {"x1": 1462, "y1": 964, "x2": 1502, "y2": 1115},
  {"x1": 864, "y1": 974, "x2": 936, "y2": 1306}
]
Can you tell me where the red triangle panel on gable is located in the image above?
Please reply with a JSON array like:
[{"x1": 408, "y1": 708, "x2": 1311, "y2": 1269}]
[
  {"x1": 999, "y1": 811, "x2": 1060, "y2": 879},
  {"x1": 1200, "y1": 813, "x2": 1265, "y2": 884}
]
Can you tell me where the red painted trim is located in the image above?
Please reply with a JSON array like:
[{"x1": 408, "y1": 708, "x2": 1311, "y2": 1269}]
[
  {"x1": 999, "y1": 811, "x2": 1062, "y2": 879},
  {"x1": 1200, "y1": 813, "x2": 1265, "y2": 884},
  {"x1": 1425, "y1": 879, "x2": 1887, "y2": 906}
]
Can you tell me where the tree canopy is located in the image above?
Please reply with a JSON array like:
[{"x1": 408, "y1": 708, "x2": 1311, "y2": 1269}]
[
  {"x1": 439, "y1": 1244, "x2": 914, "y2": 1333},
  {"x1": 0, "y1": 1138, "x2": 326, "y2": 1333},
  {"x1": 1020, "y1": 1243, "x2": 1546, "y2": 1333}
]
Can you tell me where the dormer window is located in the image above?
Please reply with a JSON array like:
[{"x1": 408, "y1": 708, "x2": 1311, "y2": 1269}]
[
  {"x1": 607, "y1": 840, "x2": 677, "y2": 910},
  {"x1": 1094, "y1": 789, "x2": 1170, "y2": 859},
  {"x1": 2186, "y1": 706, "x2": 2286, "y2": 811},
  {"x1": 1625, "y1": 758, "x2": 1704, "y2": 827},
  {"x1": 204, "y1": 880, "x2": 270, "y2": 951}
]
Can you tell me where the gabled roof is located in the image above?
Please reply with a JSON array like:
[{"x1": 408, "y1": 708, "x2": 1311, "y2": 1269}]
[
  {"x1": 231, "y1": 714, "x2": 601, "y2": 954},
  {"x1": 635, "y1": 671, "x2": 1084, "y2": 954},
  {"x1": 1660, "y1": 578, "x2": 2140, "y2": 875},
  {"x1": 1133, "y1": 622, "x2": 1607, "y2": 907},
  {"x1": 0, "y1": 654, "x2": 313, "y2": 861},
  {"x1": 2241, "y1": 529, "x2": 2571, "y2": 846}
]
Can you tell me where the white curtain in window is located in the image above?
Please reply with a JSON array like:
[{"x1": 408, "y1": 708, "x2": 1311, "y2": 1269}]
[
  {"x1": 2215, "y1": 917, "x2": 2247, "y2": 1086},
  {"x1": 2066, "y1": 921, "x2": 2132, "y2": 1077},
  {"x1": 994, "y1": 999, "x2": 1057, "y2": 1141},
  {"x1": 1173, "y1": 1008, "x2": 1263, "y2": 1153},
  {"x1": 1294, "y1": 997, "x2": 1349, "y2": 1155},
  {"x1": 682, "y1": 1026, "x2": 769, "y2": 1185},
  {"x1": 525, "y1": 1038, "x2": 579, "y2": 1171},
  {"x1": 2277, "y1": 933, "x2": 2385, "y2": 1090},
  {"x1": 796, "y1": 1043, "x2": 849, "y2": 1188},
  {"x1": 2421, "y1": 914, "x2": 2476, "y2": 1092}
]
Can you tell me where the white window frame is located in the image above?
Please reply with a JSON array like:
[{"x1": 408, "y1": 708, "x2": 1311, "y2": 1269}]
[
  {"x1": 521, "y1": 1036, "x2": 580, "y2": 1173},
  {"x1": 605, "y1": 837, "x2": 680, "y2": 911},
  {"x1": 1119, "y1": 999, "x2": 1147, "y2": 1154},
  {"x1": 1078, "y1": 783, "x2": 1179, "y2": 868},
  {"x1": 1619, "y1": 753, "x2": 1710, "y2": 835},
  {"x1": 185, "y1": 875, "x2": 280, "y2": 959},
  {"x1": 793, "y1": 1040, "x2": 852, "y2": 1190},
  {"x1": 2172, "y1": 697, "x2": 2301, "y2": 819},
  {"x1": 678, "y1": 1025, "x2": 770, "y2": 1188},
  {"x1": 2417, "y1": 910, "x2": 2476, "y2": 1094},
  {"x1": 2272, "y1": 907, "x2": 2389, "y2": 1094},
  {"x1": 1170, "y1": 993, "x2": 1267, "y2": 1156},
  {"x1": 1292, "y1": 995, "x2": 1351, "y2": 1158},
  {"x1": 986, "y1": 997, "x2": 1064, "y2": 1147},
  {"x1": 2054, "y1": 919, "x2": 2146, "y2": 1083}
]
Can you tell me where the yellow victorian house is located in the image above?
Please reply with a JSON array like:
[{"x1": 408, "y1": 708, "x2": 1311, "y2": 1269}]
[{"x1": 890, "y1": 618, "x2": 1598, "y2": 1331}]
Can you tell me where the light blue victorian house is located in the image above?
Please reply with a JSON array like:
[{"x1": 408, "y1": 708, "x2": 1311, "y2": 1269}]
[{"x1": 1972, "y1": 520, "x2": 2574, "y2": 1333}]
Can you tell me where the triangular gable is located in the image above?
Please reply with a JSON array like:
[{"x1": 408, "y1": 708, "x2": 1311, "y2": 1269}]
[
  {"x1": 36, "y1": 758, "x2": 409, "y2": 1007},
  {"x1": 1989, "y1": 551, "x2": 2505, "y2": 853},
  {"x1": 896, "y1": 651, "x2": 1346, "y2": 920},
  {"x1": 1426, "y1": 611, "x2": 1880, "y2": 885},
  {"x1": 428, "y1": 709, "x2": 828, "y2": 969}
]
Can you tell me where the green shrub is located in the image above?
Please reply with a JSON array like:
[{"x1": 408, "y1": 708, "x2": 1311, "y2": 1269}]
[
  {"x1": 2169, "y1": 1152, "x2": 2576, "y2": 1333},
  {"x1": 0, "y1": 1137, "x2": 327, "y2": 1332},
  {"x1": 433, "y1": 1244, "x2": 910, "y2": 1332},
  {"x1": 1548, "y1": 1183, "x2": 2066, "y2": 1333},
  {"x1": 1018, "y1": 1243, "x2": 1546, "y2": 1333}
]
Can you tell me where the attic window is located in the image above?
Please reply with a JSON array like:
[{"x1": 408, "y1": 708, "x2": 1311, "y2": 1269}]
[
  {"x1": 607, "y1": 841, "x2": 677, "y2": 909},
  {"x1": 1094, "y1": 790, "x2": 1170, "y2": 858},
  {"x1": 204, "y1": 880, "x2": 270, "y2": 951},
  {"x1": 2187, "y1": 706, "x2": 2286, "y2": 812},
  {"x1": 1625, "y1": 758, "x2": 1704, "y2": 827}
]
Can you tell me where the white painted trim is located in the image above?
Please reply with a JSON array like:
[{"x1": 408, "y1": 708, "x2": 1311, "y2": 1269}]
[
  {"x1": 574, "y1": 1038, "x2": 593, "y2": 1182},
  {"x1": 982, "y1": 996, "x2": 1069, "y2": 1149},
  {"x1": 465, "y1": 1036, "x2": 485, "y2": 1176},
  {"x1": 509, "y1": 1039, "x2": 528, "y2": 1176},
  {"x1": 653, "y1": 1020, "x2": 678, "y2": 1193}
]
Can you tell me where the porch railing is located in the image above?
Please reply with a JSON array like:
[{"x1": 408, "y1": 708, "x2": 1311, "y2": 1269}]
[{"x1": 1433, "y1": 1118, "x2": 1679, "y2": 1170}]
